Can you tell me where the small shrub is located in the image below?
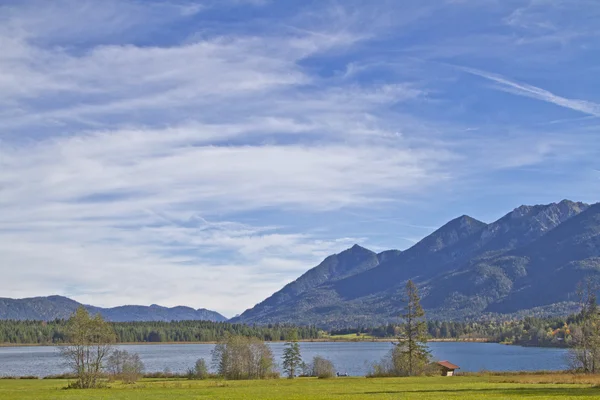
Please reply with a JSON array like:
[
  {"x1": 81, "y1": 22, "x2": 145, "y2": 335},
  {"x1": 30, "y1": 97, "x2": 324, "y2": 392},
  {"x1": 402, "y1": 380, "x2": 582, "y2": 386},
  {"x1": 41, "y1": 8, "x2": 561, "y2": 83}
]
[
  {"x1": 0, "y1": 376, "x2": 40, "y2": 380},
  {"x1": 106, "y1": 350, "x2": 144, "y2": 384},
  {"x1": 311, "y1": 356, "x2": 336, "y2": 379},
  {"x1": 367, "y1": 350, "x2": 397, "y2": 378},
  {"x1": 368, "y1": 346, "x2": 437, "y2": 377},
  {"x1": 185, "y1": 368, "x2": 196, "y2": 379},
  {"x1": 143, "y1": 371, "x2": 185, "y2": 379},
  {"x1": 299, "y1": 362, "x2": 312, "y2": 377},
  {"x1": 191, "y1": 358, "x2": 209, "y2": 380},
  {"x1": 265, "y1": 370, "x2": 281, "y2": 379},
  {"x1": 64, "y1": 380, "x2": 108, "y2": 389},
  {"x1": 44, "y1": 373, "x2": 78, "y2": 380}
]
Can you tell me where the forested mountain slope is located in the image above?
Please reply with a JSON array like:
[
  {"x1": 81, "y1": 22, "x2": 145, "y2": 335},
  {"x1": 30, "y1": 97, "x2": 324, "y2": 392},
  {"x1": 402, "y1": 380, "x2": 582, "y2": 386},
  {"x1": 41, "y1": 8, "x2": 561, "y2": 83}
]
[{"x1": 0, "y1": 295, "x2": 227, "y2": 322}]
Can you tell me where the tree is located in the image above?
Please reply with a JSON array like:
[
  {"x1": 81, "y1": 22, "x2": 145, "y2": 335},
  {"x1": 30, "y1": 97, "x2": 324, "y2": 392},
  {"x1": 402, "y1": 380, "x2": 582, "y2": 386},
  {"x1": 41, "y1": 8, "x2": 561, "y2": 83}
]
[
  {"x1": 395, "y1": 280, "x2": 431, "y2": 376},
  {"x1": 187, "y1": 358, "x2": 209, "y2": 380},
  {"x1": 569, "y1": 279, "x2": 600, "y2": 373},
  {"x1": 212, "y1": 335, "x2": 276, "y2": 380},
  {"x1": 59, "y1": 307, "x2": 116, "y2": 388},
  {"x1": 282, "y1": 330, "x2": 302, "y2": 379},
  {"x1": 311, "y1": 356, "x2": 335, "y2": 379},
  {"x1": 106, "y1": 350, "x2": 144, "y2": 383}
]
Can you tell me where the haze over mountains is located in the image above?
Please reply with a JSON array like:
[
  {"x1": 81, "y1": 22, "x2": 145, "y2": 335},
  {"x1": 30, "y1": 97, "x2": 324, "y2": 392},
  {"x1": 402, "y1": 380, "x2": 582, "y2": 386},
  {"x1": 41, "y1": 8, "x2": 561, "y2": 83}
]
[
  {"x1": 0, "y1": 296, "x2": 227, "y2": 322},
  {"x1": 232, "y1": 200, "x2": 600, "y2": 328}
]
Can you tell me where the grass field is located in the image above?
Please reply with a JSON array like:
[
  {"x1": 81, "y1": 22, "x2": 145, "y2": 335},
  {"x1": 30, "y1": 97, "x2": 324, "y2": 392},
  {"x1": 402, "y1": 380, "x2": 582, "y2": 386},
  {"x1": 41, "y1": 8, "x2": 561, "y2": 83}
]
[
  {"x1": 1, "y1": 375, "x2": 600, "y2": 399},
  {"x1": 322, "y1": 332, "x2": 380, "y2": 341}
]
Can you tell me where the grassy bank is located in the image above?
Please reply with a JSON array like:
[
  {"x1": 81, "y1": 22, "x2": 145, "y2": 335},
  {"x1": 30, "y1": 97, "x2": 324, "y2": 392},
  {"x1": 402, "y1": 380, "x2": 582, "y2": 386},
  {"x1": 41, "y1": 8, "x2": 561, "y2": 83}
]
[{"x1": 1, "y1": 375, "x2": 598, "y2": 399}]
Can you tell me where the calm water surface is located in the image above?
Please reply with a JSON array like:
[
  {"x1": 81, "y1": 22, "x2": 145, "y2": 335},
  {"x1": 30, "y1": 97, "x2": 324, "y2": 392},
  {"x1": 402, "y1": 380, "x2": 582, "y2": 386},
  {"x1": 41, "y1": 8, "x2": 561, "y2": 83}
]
[{"x1": 0, "y1": 342, "x2": 568, "y2": 377}]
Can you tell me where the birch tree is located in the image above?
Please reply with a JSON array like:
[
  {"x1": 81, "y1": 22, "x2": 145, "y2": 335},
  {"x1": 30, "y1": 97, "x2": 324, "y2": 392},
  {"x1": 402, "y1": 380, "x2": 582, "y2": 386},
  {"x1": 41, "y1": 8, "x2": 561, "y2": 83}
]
[
  {"x1": 569, "y1": 279, "x2": 600, "y2": 373},
  {"x1": 59, "y1": 307, "x2": 116, "y2": 388}
]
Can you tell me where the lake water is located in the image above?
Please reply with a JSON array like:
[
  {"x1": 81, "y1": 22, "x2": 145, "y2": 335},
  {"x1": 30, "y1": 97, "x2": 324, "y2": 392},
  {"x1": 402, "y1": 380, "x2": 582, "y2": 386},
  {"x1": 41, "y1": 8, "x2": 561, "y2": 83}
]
[{"x1": 0, "y1": 342, "x2": 569, "y2": 377}]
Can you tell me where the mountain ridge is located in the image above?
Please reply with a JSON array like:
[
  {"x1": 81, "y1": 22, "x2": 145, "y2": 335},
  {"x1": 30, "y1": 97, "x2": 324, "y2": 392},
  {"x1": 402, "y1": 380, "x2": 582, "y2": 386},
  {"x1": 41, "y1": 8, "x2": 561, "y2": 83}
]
[
  {"x1": 0, "y1": 295, "x2": 227, "y2": 322},
  {"x1": 232, "y1": 200, "x2": 598, "y2": 327},
  {"x1": 236, "y1": 244, "x2": 382, "y2": 322},
  {"x1": 3, "y1": 200, "x2": 596, "y2": 327}
]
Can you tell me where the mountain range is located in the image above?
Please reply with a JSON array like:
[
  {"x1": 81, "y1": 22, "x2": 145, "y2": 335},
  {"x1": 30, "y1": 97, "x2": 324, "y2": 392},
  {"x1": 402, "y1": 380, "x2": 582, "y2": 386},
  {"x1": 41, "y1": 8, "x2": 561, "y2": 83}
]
[
  {"x1": 231, "y1": 200, "x2": 600, "y2": 328},
  {"x1": 0, "y1": 295, "x2": 227, "y2": 322},
  {"x1": 3, "y1": 200, "x2": 598, "y2": 328}
]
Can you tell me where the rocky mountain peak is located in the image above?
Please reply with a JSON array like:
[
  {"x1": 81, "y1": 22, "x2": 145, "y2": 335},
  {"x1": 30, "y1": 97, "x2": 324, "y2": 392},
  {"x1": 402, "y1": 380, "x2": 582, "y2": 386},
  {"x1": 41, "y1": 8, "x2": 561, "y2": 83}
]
[
  {"x1": 501, "y1": 200, "x2": 588, "y2": 231},
  {"x1": 377, "y1": 249, "x2": 402, "y2": 263},
  {"x1": 477, "y1": 200, "x2": 590, "y2": 251},
  {"x1": 348, "y1": 244, "x2": 371, "y2": 253},
  {"x1": 412, "y1": 214, "x2": 487, "y2": 253},
  {"x1": 232, "y1": 199, "x2": 600, "y2": 327}
]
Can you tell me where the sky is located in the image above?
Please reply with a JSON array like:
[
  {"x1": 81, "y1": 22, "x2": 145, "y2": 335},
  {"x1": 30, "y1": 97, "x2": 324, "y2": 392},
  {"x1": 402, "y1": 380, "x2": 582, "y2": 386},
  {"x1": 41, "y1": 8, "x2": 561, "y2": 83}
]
[{"x1": 0, "y1": 0, "x2": 599, "y2": 317}]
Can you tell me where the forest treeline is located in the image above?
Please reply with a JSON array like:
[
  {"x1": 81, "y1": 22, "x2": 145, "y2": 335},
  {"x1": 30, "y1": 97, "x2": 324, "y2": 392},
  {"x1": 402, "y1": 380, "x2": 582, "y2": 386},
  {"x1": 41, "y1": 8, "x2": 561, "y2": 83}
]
[
  {"x1": 0, "y1": 316, "x2": 581, "y2": 347},
  {"x1": 0, "y1": 320, "x2": 319, "y2": 345},
  {"x1": 335, "y1": 316, "x2": 576, "y2": 347}
]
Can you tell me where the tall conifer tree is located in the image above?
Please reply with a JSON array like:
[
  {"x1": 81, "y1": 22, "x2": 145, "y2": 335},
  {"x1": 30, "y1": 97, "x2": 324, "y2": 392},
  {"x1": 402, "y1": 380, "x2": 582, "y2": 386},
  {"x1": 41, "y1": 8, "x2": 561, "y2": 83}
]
[
  {"x1": 282, "y1": 330, "x2": 303, "y2": 378},
  {"x1": 397, "y1": 280, "x2": 430, "y2": 376}
]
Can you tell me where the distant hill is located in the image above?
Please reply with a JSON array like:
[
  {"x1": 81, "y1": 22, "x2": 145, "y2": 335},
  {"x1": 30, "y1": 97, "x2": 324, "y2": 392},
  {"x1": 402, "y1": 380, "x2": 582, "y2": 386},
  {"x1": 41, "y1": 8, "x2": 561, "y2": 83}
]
[
  {"x1": 232, "y1": 200, "x2": 597, "y2": 327},
  {"x1": 0, "y1": 295, "x2": 227, "y2": 322}
]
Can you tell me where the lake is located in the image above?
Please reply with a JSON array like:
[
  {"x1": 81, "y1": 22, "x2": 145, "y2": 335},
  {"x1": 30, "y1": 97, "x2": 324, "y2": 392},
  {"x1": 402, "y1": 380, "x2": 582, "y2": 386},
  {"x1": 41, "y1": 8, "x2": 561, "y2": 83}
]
[{"x1": 0, "y1": 342, "x2": 569, "y2": 377}]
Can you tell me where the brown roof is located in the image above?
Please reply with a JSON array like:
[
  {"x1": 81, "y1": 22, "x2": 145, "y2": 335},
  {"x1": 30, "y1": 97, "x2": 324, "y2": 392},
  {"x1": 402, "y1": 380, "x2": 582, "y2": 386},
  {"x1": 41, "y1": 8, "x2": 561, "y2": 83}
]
[{"x1": 437, "y1": 361, "x2": 460, "y2": 370}]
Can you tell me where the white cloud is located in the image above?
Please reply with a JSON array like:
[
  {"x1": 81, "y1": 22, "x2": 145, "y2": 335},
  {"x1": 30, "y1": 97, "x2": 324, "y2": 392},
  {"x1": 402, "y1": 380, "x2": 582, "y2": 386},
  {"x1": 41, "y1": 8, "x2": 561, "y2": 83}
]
[
  {"x1": 460, "y1": 66, "x2": 600, "y2": 117},
  {"x1": 0, "y1": 0, "x2": 445, "y2": 315},
  {"x1": 0, "y1": 0, "x2": 598, "y2": 316},
  {"x1": 0, "y1": 217, "x2": 363, "y2": 316}
]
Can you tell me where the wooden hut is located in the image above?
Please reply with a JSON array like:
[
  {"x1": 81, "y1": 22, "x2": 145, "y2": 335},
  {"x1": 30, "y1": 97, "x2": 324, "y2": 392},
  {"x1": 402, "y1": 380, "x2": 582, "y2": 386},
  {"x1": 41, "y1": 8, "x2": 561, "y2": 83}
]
[{"x1": 437, "y1": 361, "x2": 460, "y2": 376}]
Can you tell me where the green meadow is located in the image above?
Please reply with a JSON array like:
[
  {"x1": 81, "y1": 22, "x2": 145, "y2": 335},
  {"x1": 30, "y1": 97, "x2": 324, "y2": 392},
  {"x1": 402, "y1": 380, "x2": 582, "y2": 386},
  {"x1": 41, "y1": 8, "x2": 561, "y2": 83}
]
[{"x1": 2, "y1": 375, "x2": 600, "y2": 400}]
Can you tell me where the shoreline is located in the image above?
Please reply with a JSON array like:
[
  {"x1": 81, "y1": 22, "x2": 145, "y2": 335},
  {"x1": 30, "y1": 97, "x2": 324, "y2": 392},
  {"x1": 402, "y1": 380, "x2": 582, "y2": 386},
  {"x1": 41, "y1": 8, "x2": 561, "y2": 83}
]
[{"x1": 0, "y1": 337, "x2": 492, "y2": 348}]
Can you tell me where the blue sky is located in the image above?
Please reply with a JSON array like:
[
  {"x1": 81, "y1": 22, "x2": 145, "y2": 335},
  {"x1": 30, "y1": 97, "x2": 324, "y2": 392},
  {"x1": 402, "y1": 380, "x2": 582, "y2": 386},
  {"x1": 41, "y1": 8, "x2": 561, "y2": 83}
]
[{"x1": 0, "y1": 0, "x2": 598, "y2": 317}]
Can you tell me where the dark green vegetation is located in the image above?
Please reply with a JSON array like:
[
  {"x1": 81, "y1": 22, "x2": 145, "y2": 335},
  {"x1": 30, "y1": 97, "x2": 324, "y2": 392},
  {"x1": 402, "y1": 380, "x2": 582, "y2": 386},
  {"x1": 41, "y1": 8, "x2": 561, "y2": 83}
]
[
  {"x1": 1, "y1": 376, "x2": 600, "y2": 399},
  {"x1": 337, "y1": 316, "x2": 573, "y2": 347},
  {"x1": 282, "y1": 332, "x2": 303, "y2": 378},
  {"x1": 369, "y1": 281, "x2": 435, "y2": 378},
  {"x1": 0, "y1": 319, "x2": 319, "y2": 345},
  {"x1": 0, "y1": 295, "x2": 226, "y2": 322},
  {"x1": 0, "y1": 315, "x2": 578, "y2": 347},
  {"x1": 396, "y1": 281, "x2": 431, "y2": 376},
  {"x1": 0, "y1": 314, "x2": 582, "y2": 348},
  {"x1": 233, "y1": 200, "x2": 600, "y2": 327}
]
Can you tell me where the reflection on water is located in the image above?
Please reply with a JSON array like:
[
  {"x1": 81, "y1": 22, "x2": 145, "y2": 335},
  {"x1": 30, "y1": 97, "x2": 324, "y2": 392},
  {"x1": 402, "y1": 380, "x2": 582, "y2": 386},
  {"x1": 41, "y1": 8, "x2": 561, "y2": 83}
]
[{"x1": 0, "y1": 342, "x2": 569, "y2": 377}]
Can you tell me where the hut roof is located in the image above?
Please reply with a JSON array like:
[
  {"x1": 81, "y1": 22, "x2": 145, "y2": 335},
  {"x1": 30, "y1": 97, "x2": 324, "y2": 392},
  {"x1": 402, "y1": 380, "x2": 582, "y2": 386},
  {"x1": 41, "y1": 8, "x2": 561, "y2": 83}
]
[{"x1": 437, "y1": 361, "x2": 460, "y2": 370}]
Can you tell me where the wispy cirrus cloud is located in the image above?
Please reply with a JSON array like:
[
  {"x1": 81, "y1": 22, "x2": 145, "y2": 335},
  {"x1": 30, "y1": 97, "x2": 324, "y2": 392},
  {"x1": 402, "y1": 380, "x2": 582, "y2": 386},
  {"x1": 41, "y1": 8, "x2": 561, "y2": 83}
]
[
  {"x1": 0, "y1": 0, "x2": 443, "y2": 315},
  {"x1": 459, "y1": 66, "x2": 600, "y2": 117},
  {"x1": 0, "y1": 0, "x2": 599, "y2": 316}
]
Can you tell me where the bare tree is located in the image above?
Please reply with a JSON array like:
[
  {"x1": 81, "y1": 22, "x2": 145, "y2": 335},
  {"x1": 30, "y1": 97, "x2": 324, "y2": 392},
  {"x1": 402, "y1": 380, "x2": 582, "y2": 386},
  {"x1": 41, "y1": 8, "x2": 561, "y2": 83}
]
[
  {"x1": 59, "y1": 307, "x2": 116, "y2": 388},
  {"x1": 569, "y1": 279, "x2": 600, "y2": 373},
  {"x1": 212, "y1": 335, "x2": 276, "y2": 380},
  {"x1": 106, "y1": 350, "x2": 144, "y2": 383},
  {"x1": 311, "y1": 356, "x2": 335, "y2": 379}
]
